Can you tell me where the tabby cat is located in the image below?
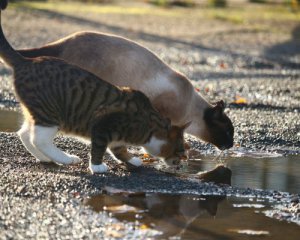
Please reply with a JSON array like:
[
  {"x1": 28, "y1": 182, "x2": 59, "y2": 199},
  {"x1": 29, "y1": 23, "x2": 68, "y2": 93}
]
[{"x1": 0, "y1": 1, "x2": 188, "y2": 173}]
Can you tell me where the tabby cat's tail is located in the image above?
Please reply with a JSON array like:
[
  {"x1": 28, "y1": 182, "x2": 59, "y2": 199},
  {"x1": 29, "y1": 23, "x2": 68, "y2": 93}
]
[
  {"x1": 18, "y1": 45, "x2": 61, "y2": 59},
  {"x1": 0, "y1": 0, "x2": 7, "y2": 10},
  {"x1": 0, "y1": 0, "x2": 24, "y2": 67}
]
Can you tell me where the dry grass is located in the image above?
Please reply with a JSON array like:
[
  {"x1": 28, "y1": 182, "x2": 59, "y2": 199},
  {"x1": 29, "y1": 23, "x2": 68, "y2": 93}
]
[{"x1": 11, "y1": 0, "x2": 300, "y2": 24}]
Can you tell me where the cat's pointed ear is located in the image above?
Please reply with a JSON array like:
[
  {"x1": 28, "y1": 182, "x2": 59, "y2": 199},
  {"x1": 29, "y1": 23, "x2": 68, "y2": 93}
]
[
  {"x1": 211, "y1": 100, "x2": 225, "y2": 119},
  {"x1": 214, "y1": 100, "x2": 225, "y2": 111}
]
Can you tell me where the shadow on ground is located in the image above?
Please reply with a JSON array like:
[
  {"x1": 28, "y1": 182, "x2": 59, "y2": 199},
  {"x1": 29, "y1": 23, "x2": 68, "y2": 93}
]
[
  {"x1": 265, "y1": 24, "x2": 300, "y2": 57},
  {"x1": 19, "y1": 6, "x2": 300, "y2": 69},
  {"x1": 264, "y1": 24, "x2": 300, "y2": 68}
]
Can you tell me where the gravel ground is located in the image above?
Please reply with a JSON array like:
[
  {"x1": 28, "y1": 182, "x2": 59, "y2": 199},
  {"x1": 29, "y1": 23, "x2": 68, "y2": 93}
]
[
  {"x1": 0, "y1": 4, "x2": 299, "y2": 239},
  {"x1": 1, "y1": 133, "x2": 299, "y2": 239}
]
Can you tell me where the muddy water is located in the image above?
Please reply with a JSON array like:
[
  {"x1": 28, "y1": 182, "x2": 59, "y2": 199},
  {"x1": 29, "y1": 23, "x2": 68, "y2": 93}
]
[{"x1": 86, "y1": 192, "x2": 300, "y2": 239}]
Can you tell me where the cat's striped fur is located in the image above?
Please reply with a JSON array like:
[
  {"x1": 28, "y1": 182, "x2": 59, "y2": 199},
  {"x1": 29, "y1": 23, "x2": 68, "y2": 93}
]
[{"x1": 0, "y1": 1, "x2": 187, "y2": 173}]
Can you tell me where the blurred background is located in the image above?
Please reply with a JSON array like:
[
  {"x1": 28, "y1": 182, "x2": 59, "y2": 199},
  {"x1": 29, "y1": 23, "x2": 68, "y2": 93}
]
[
  {"x1": 8, "y1": 0, "x2": 300, "y2": 9},
  {"x1": 3, "y1": 0, "x2": 299, "y2": 105}
]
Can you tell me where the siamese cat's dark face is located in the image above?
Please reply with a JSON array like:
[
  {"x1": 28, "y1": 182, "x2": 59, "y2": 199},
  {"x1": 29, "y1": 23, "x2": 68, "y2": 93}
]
[{"x1": 203, "y1": 100, "x2": 234, "y2": 150}]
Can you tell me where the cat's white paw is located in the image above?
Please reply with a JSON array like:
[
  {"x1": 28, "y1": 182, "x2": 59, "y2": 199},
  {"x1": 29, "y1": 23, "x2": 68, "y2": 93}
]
[
  {"x1": 128, "y1": 157, "x2": 142, "y2": 167},
  {"x1": 57, "y1": 154, "x2": 81, "y2": 165},
  {"x1": 36, "y1": 157, "x2": 52, "y2": 163},
  {"x1": 89, "y1": 163, "x2": 108, "y2": 174},
  {"x1": 68, "y1": 154, "x2": 81, "y2": 165}
]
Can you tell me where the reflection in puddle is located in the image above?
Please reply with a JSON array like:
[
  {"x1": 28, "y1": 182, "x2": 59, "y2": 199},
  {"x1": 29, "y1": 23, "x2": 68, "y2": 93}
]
[
  {"x1": 177, "y1": 154, "x2": 300, "y2": 194},
  {"x1": 154, "y1": 149, "x2": 300, "y2": 194},
  {"x1": 86, "y1": 191, "x2": 226, "y2": 239},
  {"x1": 86, "y1": 191, "x2": 300, "y2": 239},
  {"x1": 229, "y1": 148, "x2": 283, "y2": 158}
]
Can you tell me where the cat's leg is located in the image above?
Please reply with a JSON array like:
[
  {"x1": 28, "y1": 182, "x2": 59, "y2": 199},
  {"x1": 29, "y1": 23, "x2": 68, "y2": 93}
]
[
  {"x1": 18, "y1": 121, "x2": 52, "y2": 162},
  {"x1": 110, "y1": 146, "x2": 142, "y2": 167},
  {"x1": 90, "y1": 131, "x2": 109, "y2": 174},
  {"x1": 31, "y1": 125, "x2": 81, "y2": 165}
]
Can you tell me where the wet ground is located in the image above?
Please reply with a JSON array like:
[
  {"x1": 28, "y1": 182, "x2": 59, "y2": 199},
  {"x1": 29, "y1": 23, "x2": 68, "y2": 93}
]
[
  {"x1": 0, "y1": 110, "x2": 299, "y2": 239},
  {"x1": 86, "y1": 191, "x2": 300, "y2": 239},
  {"x1": 164, "y1": 153, "x2": 300, "y2": 194},
  {"x1": 0, "y1": 1, "x2": 300, "y2": 239}
]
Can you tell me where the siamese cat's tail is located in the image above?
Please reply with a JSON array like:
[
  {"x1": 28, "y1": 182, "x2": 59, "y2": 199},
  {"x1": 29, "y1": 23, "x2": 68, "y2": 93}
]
[{"x1": 0, "y1": 0, "x2": 24, "y2": 67}]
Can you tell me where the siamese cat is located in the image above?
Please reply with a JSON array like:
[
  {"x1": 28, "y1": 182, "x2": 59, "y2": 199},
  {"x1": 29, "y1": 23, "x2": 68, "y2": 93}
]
[
  {"x1": 18, "y1": 31, "x2": 234, "y2": 150},
  {"x1": 0, "y1": 0, "x2": 188, "y2": 173}
]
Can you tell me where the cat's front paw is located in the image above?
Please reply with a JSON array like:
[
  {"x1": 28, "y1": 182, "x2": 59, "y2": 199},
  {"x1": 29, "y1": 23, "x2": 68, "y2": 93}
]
[
  {"x1": 55, "y1": 154, "x2": 81, "y2": 165},
  {"x1": 66, "y1": 154, "x2": 81, "y2": 165},
  {"x1": 128, "y1": 157, "x2": 142, "y2": 167},
  {"x1": 36, "y1": 157, "x2": 52, "y2": 163},
  {"x1": 89, "y1": 163, "x2": 108, "y2": 174}
]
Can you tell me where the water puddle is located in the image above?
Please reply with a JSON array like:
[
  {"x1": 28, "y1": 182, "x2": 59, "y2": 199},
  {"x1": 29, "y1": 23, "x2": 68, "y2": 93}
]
[
  {"x1": 170, "y1": 152, "x2": 300, "y2": 194},
  {"x1": 86, "y1": 189, "x2": 300, "y2": 239},
  {"x1": 142, "y1": 147, "x2": 300, "y2": 194}
]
